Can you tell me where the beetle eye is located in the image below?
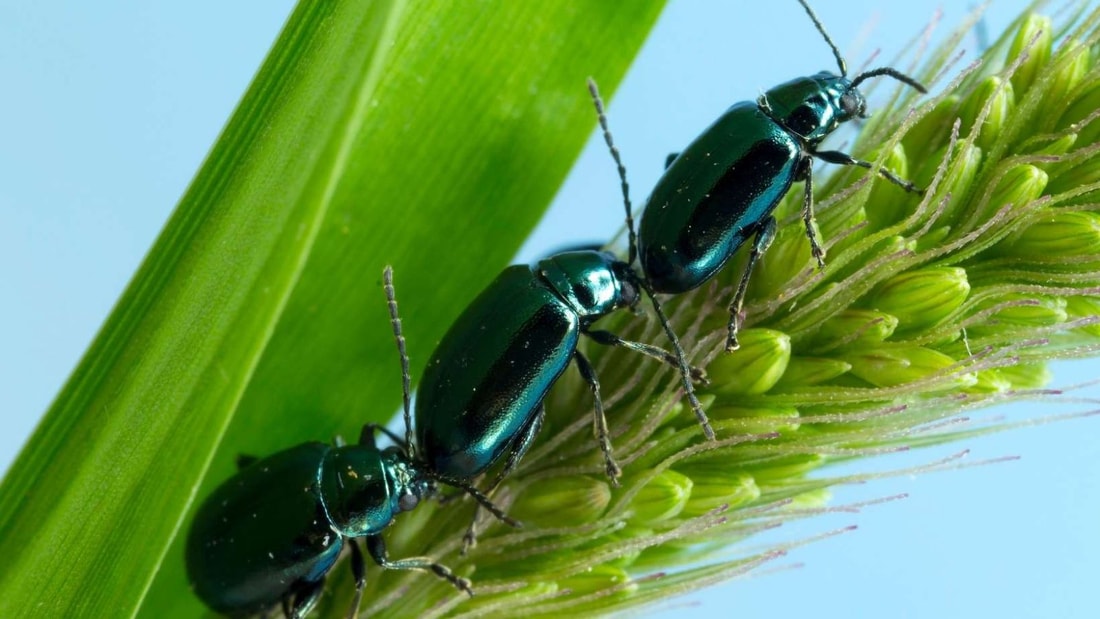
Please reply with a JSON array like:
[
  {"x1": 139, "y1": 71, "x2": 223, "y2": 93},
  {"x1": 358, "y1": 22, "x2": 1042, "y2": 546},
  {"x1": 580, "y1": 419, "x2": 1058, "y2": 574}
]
[
  {"x1": 620, "y1": 279, "x2": 639, "y2": 308},
  {"x1": 610, "y1": 261, "x2": 641, "y2": 308},
  {"x1": 398, "y1": 492, "x2": 419, "y2": 512},
  {"x1": 839, "y1": 92, "x2": 858, "y2": 117}
]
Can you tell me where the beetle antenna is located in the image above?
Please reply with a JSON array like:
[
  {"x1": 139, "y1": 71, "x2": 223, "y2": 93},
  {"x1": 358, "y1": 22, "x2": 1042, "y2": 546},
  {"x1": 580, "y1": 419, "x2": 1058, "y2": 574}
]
[
  {"x1": 850, "y1": 67, "x2": 928, "y2": 93},
  {"x1": 383, "y1": 266, "x2": 415, "y2": 457},
  {"x1": 439, "y1": 475, "x2": 521, "y2": 528},
  {"x1": 797, "y1": 0, "x2": 847, "y2": 77},
  {"x1": 588, "y1": 77, "x2": 637, "y2": 266},
  {"x1": 587, "y1": 78, "x2": 714, "y2": 441}
]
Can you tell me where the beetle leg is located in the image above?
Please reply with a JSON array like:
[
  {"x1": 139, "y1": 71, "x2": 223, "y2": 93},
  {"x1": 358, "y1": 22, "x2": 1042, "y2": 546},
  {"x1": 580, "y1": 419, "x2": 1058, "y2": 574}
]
[
  {"x1": 586, "y1": 329, "x2": 708, "y2": 384},
  {"x1": 461, "y1": 406, "x2": 544, "y2": 553},
  {"x1": 439, "y1": 477, "x2": 520, "y2": 553},
  {"x1": 485, "y1": 404, "x2": 543, "y2": 494},
  {"x1": 358, "y1": 423, "x2": 408, "y2": 450},
  {"x1": 455, "y1": 475, "x2": 522, "y2": 554},
  {"x1": 799, "y1": 155, "x2": 827, "y2": 268},
  {"x1": 573, "y1": 350, "x2": 623, "y2": 485},
  {"x1": 813, "y1": 149, "x2": 923, "y2": 195},
  {"x1": 664, "y1": 152, "x2": 680, "y2": 169},
  {"x1": 284, "y1": 577, "x2": 325, "y2": 619},
  {"x1": 346, "y1": 539, "x2": 366, "y2": 619},
  {"x1": 726, "y1": 217, "x2": 777, "y2": 353},
  {"x1": 365, "y1": 534, "x2": 473, "y2": 596}
]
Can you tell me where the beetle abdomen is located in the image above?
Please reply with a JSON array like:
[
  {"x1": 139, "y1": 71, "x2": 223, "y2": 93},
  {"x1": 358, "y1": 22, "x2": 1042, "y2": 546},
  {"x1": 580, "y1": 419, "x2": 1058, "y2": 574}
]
[
  {"x1": 640, "y1": 102, "x2": 800, "y2": 292},
  {"x1": 185, "y1": 443, "x2": 343, "y2": 615},
  {"x1": 417, "y1": 266, "x2": 578, "y2": 480}
]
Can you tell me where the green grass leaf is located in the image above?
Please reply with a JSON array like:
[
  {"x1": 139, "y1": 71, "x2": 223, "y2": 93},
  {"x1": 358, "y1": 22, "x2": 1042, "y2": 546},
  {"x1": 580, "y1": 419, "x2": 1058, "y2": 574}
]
[{"x1": 0, "y1": 2, "x2": 665, "y2": 617}]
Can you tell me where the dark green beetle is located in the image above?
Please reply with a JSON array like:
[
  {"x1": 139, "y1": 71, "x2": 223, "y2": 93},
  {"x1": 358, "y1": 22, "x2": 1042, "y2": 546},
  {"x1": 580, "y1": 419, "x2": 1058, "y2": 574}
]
[
  {"x1": 637, "y1": 0, "x2": 927, "y2": 351},
  {"x1": 186, "y1": 268, "x2": 513, "y2": 618},
  {"x1": 415, "y1": 248, "x2": 709, "y2": 547}
]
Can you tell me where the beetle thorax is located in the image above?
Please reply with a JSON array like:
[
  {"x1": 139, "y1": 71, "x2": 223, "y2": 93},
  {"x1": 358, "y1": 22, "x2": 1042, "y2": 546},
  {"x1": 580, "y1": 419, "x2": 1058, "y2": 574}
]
[
  {"x1": 318, "y1": 445, "x2": 428, "y2": 538},
  {"x1": 761, "y1": 71, "x2": 861, "y2": 143},
  {"x1": 536, "y1": 250, "x2": 633, "y2": 321}
]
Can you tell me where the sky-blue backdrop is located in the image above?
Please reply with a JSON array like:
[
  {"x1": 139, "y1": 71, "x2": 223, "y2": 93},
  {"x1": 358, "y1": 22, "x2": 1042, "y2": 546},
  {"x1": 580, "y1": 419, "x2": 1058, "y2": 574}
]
[{"x1": 2, "y1": 2, "x2": 1096, "y2": 617}]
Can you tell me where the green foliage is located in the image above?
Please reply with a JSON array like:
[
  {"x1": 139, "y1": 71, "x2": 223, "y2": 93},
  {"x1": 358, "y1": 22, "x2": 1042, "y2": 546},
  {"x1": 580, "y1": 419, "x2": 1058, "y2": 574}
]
[{"x1": 0, "y1": 2, "x2": 664, "y2": 617}]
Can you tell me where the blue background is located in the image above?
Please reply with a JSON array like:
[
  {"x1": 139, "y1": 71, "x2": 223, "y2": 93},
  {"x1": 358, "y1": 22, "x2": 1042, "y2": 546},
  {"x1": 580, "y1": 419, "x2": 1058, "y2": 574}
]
[{"x1": 2, "y1": 2, "x2": 1097, "y2": 617}]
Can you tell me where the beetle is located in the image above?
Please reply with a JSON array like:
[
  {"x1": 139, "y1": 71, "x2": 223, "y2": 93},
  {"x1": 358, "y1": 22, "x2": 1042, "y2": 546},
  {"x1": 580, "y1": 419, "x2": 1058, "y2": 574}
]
[
  {"x1": 636, "y1": 0, "x2": 927, "y2": 352},
  {"x1": 186, "y1": 268, "x2": 514, "y2": 619},
  {"x1": 415, "y1": 248, "x2": 709, "y2": 547}
]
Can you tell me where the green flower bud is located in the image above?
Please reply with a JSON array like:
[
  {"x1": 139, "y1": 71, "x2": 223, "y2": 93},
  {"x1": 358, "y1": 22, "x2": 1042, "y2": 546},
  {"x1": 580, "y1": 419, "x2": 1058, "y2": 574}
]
[
  {"x1": 651, "y1": 394, "x2": 718, "y2": 433},
  {"x1": 755, "y1": 221, "x2": 815, "y2": 298},
  {"x1": 652, "y1": 396, "x2": 715, "y2": 432},
  {"x1": 772, "y1": 356, "x2": 852, "y2": 388},
  {"x1": 1002, "y1": 211, "x2": 1100, "y2": 258},
  {"x1": 970, "y1": 369, "x2": 1015, "y2": 394},
  {"x1": 587, "y1": 527, "x2": 649, "y2": 569},
  {"x1": 809, "y1": 309, "x2": 899, "y2": 351},
  {"x1": 913, "y1": 225, "x2": 953, "y2": 254},
  {"x1": 1025, "y1": 132, "x2": 1076, "y2": 161},
  {"x1": 869, "y1": 267, "x2": 970, "y2": 331},
  {"x1": 559, "y1": 565, "x2": 635, "y2": 597},
  {"x1": 462, "y1": 582, "x2": 559, "y2": 611},
  {"x1": 1041, "y1": 40, "x2": 1090, "y2": 127},
  {"x1": 748, "y1": 454, "x2": 826, "y2": 484},
  {"x1": 510, "y1": 476, "x2": 611, "y2": 527},
  {"x1": 843, "y1": 346, "x2": 977, "y2": 391},
  {"x1": 865, "y1": 142, "x2": 914, "y2": 229},
  {"x1": 958, "y1": 76, "x2": 1015, "y2": 151},
  {"x1": 903, "y1": 94, "x2": 961, "y2": 163},
  {"x1": 1048, "y1": 159, "x2": 1100, "y2": 198},
  {"x1": 1008, "y1": 14, "x2": 1053, "y2": 95},
  {"x1": 674, "y1": 468, "x2": 759, "y2": 517},
  {"x1": 1046, "y1": 143, "x2": 1100, "y2": 196},
  {"x1": 1059, "y1": 80, "x2": 1100, "y2": 146},
  {"x1": 1066, "y1": 296, "x2": 1100, "y2": 339},
  {"x1": 923, "y1": 142, "x2": 983, "y2": 226},
  {"x1": 980, "y1": 164, "x2": 1048, "y2": 223},
  {"x1": 632, "y1": 470, "x2": 693, "y2": 525},
  {"x1": 859, "y1": 235, "x2": 915, "y2": 265},
  {"x1": 789, "y1": 487, "x2": 832, "y2": 510},
  {"x1": 994, "y1": 362, "x2": 1052, "y2": 390},
  {"x1": 707, "y1": 329, "x2": 791, "y2": 395},
  {"x1": 709, "y1": 404, "x2": 800, "y2": 434},
  {"x1": 944, "y1": 162, "x2": 1046, "y2": 251},
  {"x1": 629, "y1": 532, "x2": 686, "y2": 570},
  {"x1": 993, "y1": 294, "x2": 1068, "y2": 327}
]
